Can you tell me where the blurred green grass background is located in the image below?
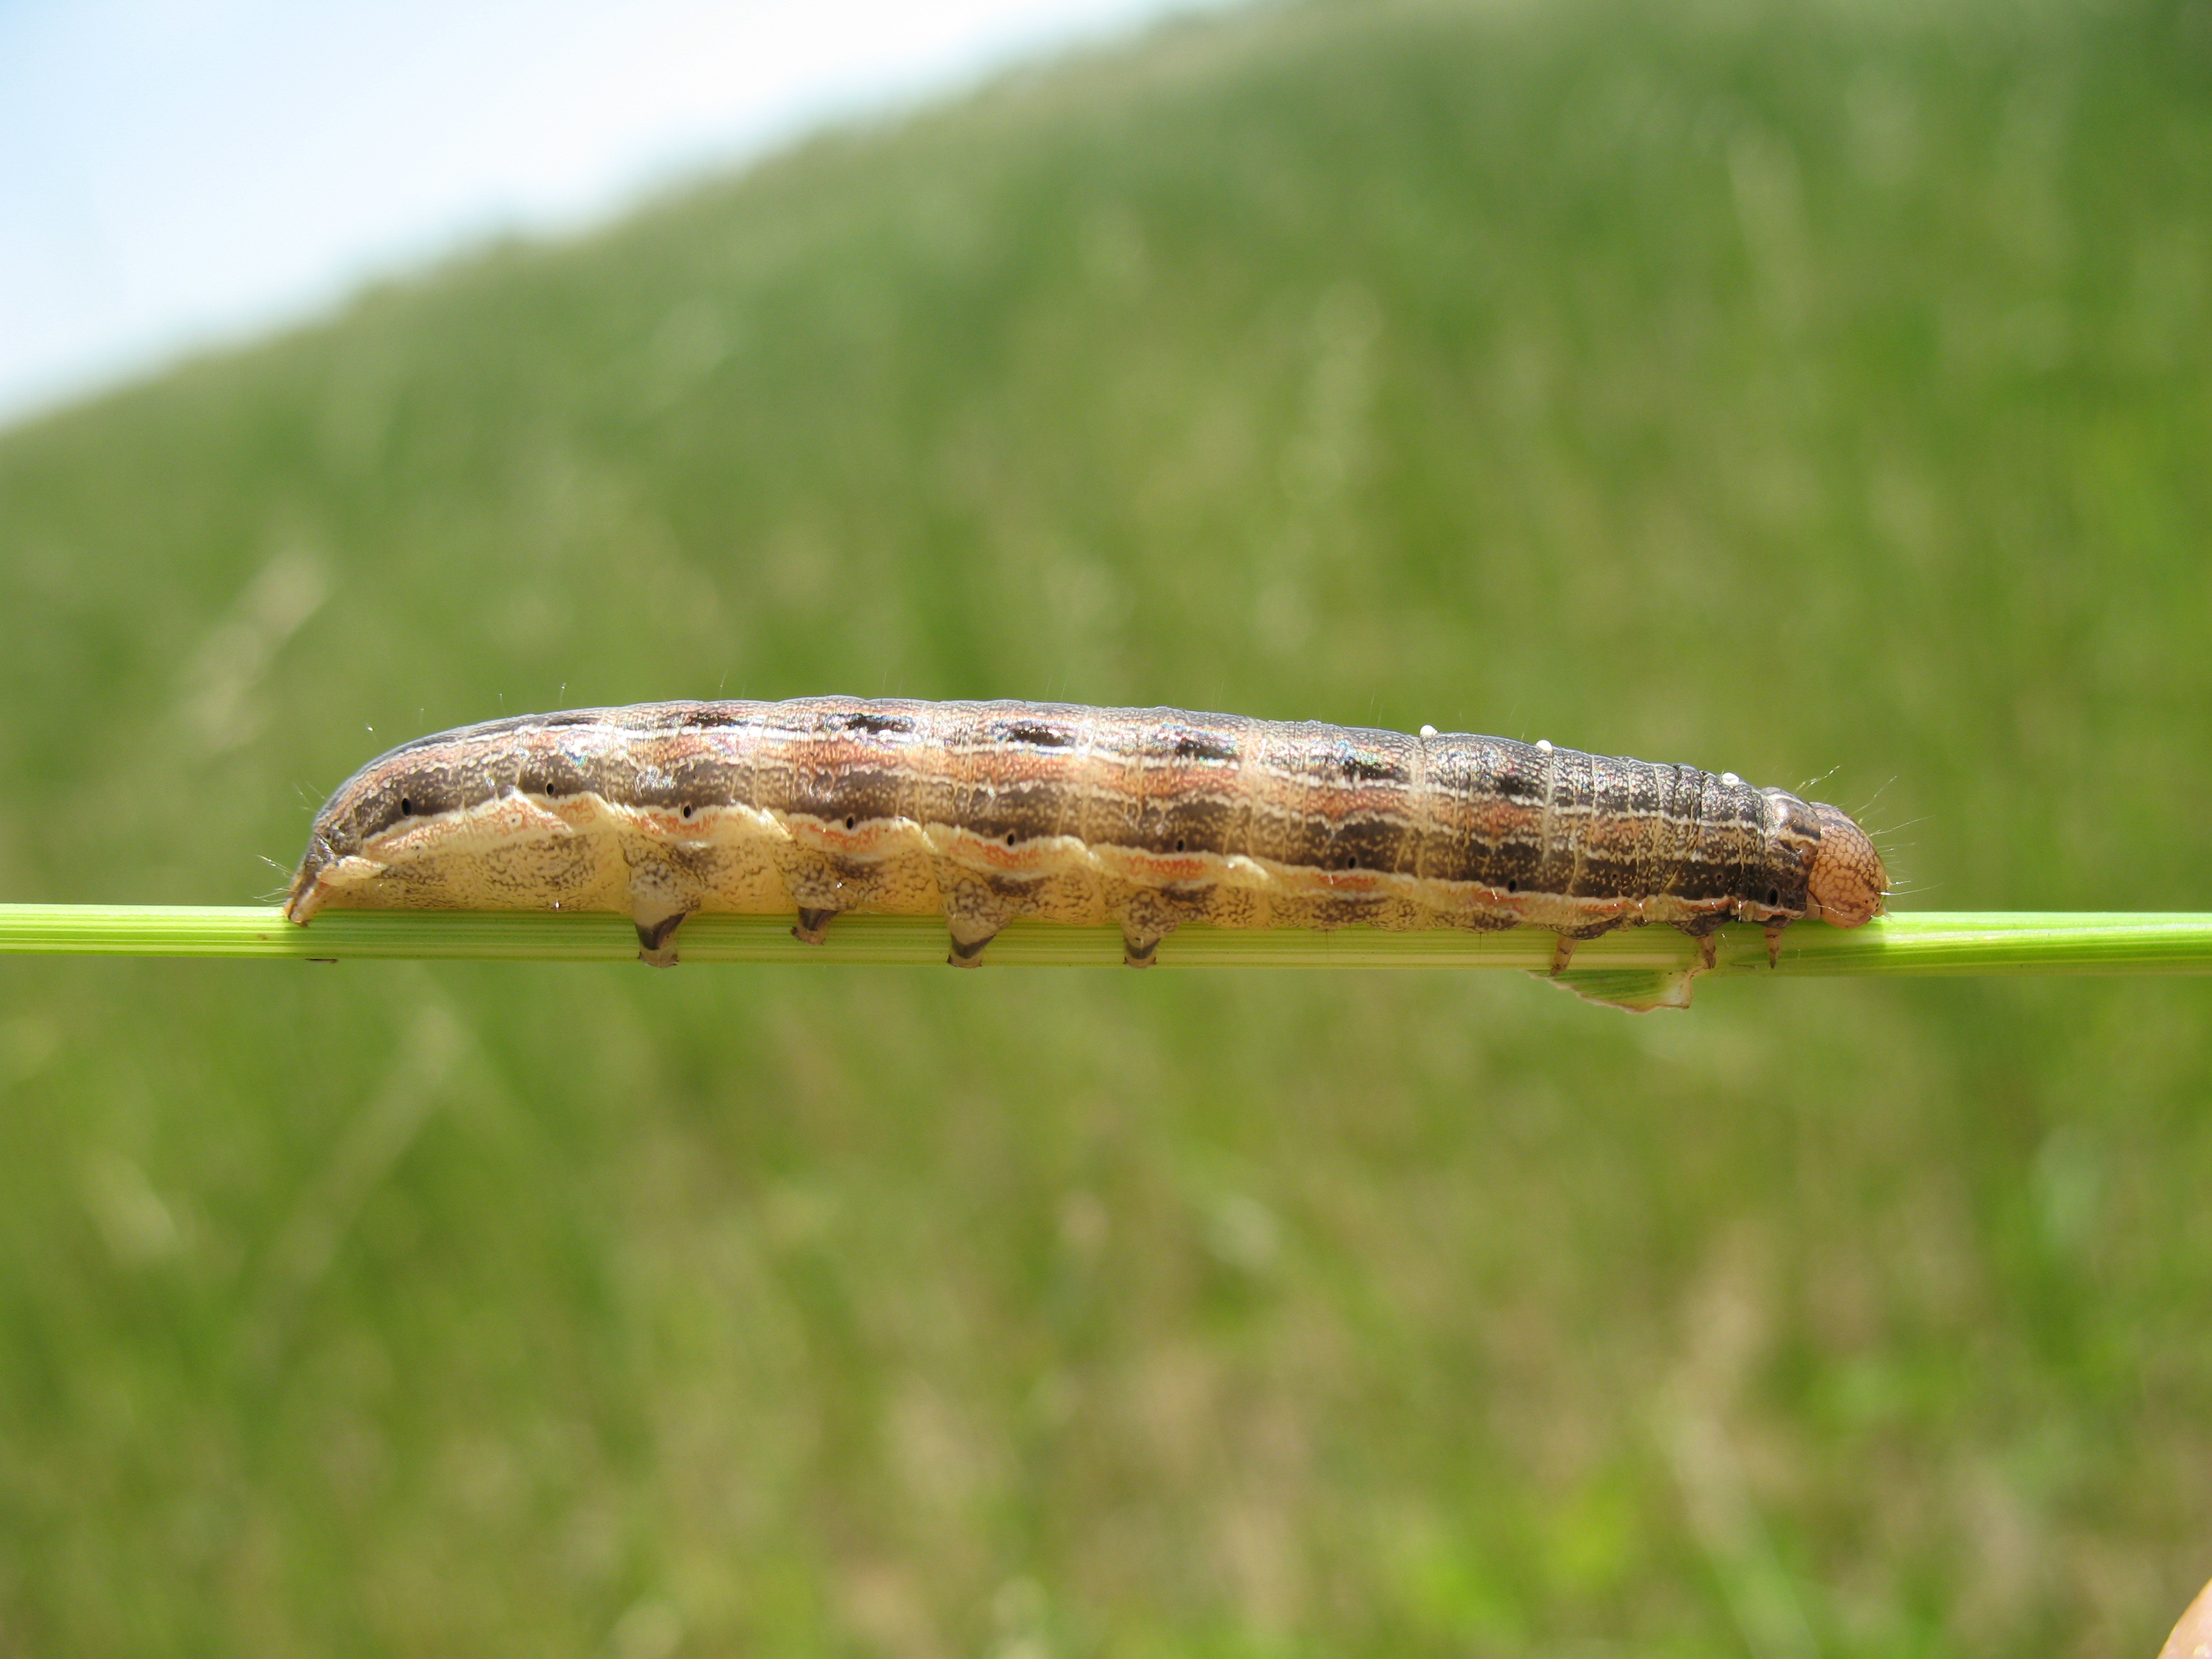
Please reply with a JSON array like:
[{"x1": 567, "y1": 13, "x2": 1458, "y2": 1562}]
[{"x1": 4, "y1": 0, "x2": 2211, "y2": 1651}]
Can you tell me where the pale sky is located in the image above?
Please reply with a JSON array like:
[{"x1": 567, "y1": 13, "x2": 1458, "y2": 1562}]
[{"x1": 0, "y1": 0, "x2": 1228, "y2": 427}]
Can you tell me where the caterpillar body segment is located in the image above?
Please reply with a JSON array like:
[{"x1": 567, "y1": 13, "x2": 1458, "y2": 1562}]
[{"x1": 284, "y1": 699, "x2": 1888, "y2": 1006}]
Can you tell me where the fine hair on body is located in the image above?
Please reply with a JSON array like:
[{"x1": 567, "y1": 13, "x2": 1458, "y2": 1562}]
[{"x1": 286, "y1": 698, "x2": 1888, "y2": 980}]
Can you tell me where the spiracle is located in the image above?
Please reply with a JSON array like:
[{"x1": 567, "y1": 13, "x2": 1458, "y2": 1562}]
[{"x1": 286, "y1": 699, "x2": 1885, "y2": 993}]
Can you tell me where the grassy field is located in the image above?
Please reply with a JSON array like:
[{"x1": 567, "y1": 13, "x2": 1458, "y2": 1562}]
[{"x1": 4, "y1": 0, "x2": 2211, "y2": 1651}]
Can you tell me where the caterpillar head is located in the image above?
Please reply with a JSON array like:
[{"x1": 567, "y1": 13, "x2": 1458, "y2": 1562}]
[
  {"x1": 1805, "y1": 803, "x2": 1887, "y2": 927},
  {"x1": 283, "y1": 743, "x2": 472, "y2": 923}
]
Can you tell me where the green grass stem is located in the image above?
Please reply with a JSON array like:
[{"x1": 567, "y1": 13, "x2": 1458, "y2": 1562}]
[{"x1": 3, "y1": 905, "x2": 2207, "y2": 976}]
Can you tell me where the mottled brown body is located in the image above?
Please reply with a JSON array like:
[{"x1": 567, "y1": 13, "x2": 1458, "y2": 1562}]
[{"x1": 285, "y1": 699, "x2": 1886, "y2": 979}]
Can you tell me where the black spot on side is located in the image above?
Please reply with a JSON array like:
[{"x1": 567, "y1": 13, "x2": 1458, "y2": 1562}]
[
  {"x1": 1492, "y1": 766, "x2": 1545, "y2": 806},
  {"x1": 1446, "y1": 835, "x2": 1541, "y2": 893},
  {"x1": 951, "y1": 783, "x2": 1064, "y2": 848},
  {"x1": 1154, "y1": 796, "x2": 1233, "y2": 857},
  {"x1": 786, "y1": 773, "x2": 903, "y2": 825},
  {"x1": 843, "y1": 710, "x2": 917, "y2": 736},
  {"x1": 666, "y1": 706, "x2": 743, "y2": 730},
  {"x1": 671, "y1": 757, "x2": 751, "y2": 814},
  {"x1": 1743, "y1": 863, "x2": 1810, "y2": 913},
  {"x1": 353, "y1": 771, "x2": 468, "y2": 844},
  {"x1": 1339, "y1": 750, "x2": 1409, "y2": 785},
  {"x1": 516, "y1": 754, "x2": 591, "y2": 799},
  {"x1": 1172, "y1": 732, "x2": 1240, "y2": 764},
  {"x1": 994, "y1": 719, "x2": 1077, "y2": 748},
  {"x1": 1329, "y1": 815, "x2": 1412, "y2": 874}
]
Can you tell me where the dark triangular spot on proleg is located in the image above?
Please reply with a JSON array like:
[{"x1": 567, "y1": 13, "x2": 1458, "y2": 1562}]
[
  {"x1": 946, "y1": 928, "x2": 999, "y2": 969},
  {"x1": 1121, "y1": 934, "x2": 1161, "y2": 968},
  {"x1": 791, "y1": 907, "x2": 839, "y2": 946},
  {"x1": 1549, "y1": 935, "x2": 1577, "y2": 976},
  {"x1": 635, "y1": 912, "x2": 687, "y2": 967}
]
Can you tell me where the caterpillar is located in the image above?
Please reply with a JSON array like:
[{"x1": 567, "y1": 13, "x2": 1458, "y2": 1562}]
[{"x1": 284, "y1": 698, "x2": 1886, "y2": 999}]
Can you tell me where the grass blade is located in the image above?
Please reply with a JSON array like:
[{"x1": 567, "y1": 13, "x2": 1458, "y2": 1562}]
[{"x1": 0, "y1": 905, "x2": 2208, "y2": 974}]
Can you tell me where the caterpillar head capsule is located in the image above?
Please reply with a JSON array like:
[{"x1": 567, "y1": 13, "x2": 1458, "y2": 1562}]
[
  {"x1": 284, "y1": 741, "x2": 477, "y2": 923},
  {"x1": 1805, "y1": 803, "x2": 1888, "y2": 927}
]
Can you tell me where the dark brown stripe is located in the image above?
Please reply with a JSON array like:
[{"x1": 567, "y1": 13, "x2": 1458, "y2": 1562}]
[{"x1": 290, "y1": 698, "x2": 1874, "y2": 936}]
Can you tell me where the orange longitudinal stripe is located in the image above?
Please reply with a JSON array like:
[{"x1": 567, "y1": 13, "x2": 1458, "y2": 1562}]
[{"x1": 281, "y1": 699, "x2": 1888, "y2": 993}]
